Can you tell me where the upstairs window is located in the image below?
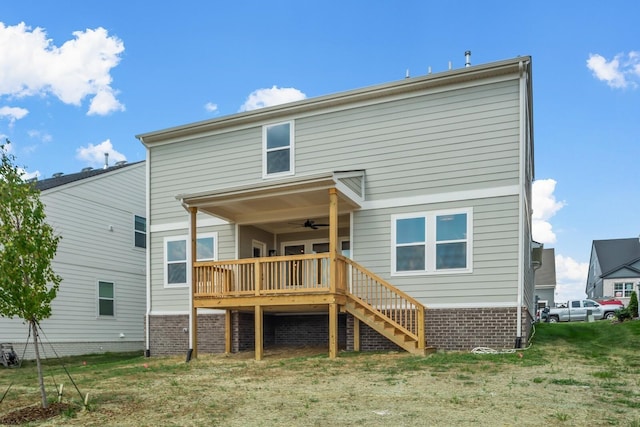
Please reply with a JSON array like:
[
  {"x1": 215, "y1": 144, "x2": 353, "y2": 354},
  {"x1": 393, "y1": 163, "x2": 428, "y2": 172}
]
[
  {"x1": 263, "y1": 121, "x2": 294, "y2": 177},
  {"x1": 134, "y1": 215, "x2": 146, "y2": 248},
  {"x1": 98, "y1": 281, "x2": 115, "y2": 317},
  {"x1": 392, "y1": 209, "x2": 472, "y2": 275}
]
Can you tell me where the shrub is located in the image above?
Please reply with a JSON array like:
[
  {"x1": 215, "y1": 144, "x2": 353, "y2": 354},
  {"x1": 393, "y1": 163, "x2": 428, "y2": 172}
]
[
  {"x1": 615, "y1": 307, "x2": 633, "y2": 322},
  {"x1": 628, "y1": 291, "x2": 638, "y2": 319}
]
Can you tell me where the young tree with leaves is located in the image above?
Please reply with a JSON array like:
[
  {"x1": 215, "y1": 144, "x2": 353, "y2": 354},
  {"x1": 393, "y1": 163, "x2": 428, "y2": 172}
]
[{"x1": 0, "y1": 141, "x2": 62, "y2": 409}]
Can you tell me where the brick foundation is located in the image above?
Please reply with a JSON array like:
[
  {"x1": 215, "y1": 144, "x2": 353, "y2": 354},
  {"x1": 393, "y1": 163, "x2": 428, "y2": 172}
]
[
  {"x1": 148, "y1": 307, "x2": 532, "y2": 356},
  {"x1": 148, "y1": 312, "x2": 347, "y2": 356}
]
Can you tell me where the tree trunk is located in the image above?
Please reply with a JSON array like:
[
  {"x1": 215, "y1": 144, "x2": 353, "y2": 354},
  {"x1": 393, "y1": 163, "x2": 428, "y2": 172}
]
[{"x1": 31, "y1": 321, "x2": 48, "y2": 408}]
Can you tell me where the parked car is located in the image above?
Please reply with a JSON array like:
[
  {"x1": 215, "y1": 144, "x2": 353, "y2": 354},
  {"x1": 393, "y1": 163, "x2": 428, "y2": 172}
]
[
  {"x1": 595, "y1": 298, "x2": 624, "y2": 307},
  {"x1": 547, "y1": 299, "x2": 620, "y2": 323}
]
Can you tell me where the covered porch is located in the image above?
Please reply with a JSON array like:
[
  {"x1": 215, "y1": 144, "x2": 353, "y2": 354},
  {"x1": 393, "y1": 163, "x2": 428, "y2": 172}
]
[{"x1": 179, "y1": 172, "x2": 427, "y2": 360}]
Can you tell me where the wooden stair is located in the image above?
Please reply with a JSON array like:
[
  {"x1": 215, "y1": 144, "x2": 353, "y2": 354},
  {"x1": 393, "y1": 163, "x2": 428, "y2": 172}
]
[{"x1": 345, "y1": 295, "x2": 429, "y2": 356}]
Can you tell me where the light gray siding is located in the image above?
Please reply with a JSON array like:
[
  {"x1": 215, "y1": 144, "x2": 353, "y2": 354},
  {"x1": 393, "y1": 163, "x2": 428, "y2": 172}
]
[
  {"x1": 148, "y1": 79, "x2": 520, "y2": 226},
  {"x1": 353, "y1": 195, "x2": 520, "y2": 305},
  {"x1": 149, "y1": 224, "x2": 235, "y2": 313},
  {"x1": 146, "y1": 73, "x2": 528, "y2": 311},
  {"x1": 0, "y1": 164, "x2": 146, "y2": 355}
]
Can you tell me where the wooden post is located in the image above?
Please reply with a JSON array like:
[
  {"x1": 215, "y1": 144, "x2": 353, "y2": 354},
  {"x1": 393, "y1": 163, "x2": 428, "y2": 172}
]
[
  {"x1": 225, "y1": 309, "x2": 232, "y2": 354},
  {"x1": 254, "y1": 305, "x2": 263, "y2": 361},
  {"x1": 417, "y1": 306, "x2": 426, "y2": 352},
  {"x1": 189, "y1": 207, "x2": 198, "y2": 359},
  {"x1": 328, "y1": 188, "x2": 338, "y2": 294},
  {"x1": 329, "y1": 303, "x2": 338, "y2": 359},
  {"x1": 255, "y1": 259, "x2": 262, "y2": 296},
  {"x1": 353, "y1": 317, "x2": 360, "y2": 352}
]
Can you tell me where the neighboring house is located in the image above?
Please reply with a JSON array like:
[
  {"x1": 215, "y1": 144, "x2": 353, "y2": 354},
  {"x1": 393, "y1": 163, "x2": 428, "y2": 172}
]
[
  {"x1": 0, "y1": 162, "x2": 146, "y2": 358},
  {"x1": 535, "y1": 248, "x2": 557, "y2": 308},
  {"x1": 137, "y1": 55, "x2": 535, "y2": 359},
  {"x1": 586, "y1": 238, "x2": 640, "y2": 306}
]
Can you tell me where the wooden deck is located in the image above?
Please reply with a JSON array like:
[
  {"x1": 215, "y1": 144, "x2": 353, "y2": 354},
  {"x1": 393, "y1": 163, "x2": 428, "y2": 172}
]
[{"x1": 191, "y1": 254, "x2": 427, "y2": 359}]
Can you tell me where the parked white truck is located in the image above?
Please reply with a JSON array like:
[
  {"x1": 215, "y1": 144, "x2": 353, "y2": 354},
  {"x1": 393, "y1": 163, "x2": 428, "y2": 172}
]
[{"x1": 546, "y1": 299, "x2": 621, "y2": 323}]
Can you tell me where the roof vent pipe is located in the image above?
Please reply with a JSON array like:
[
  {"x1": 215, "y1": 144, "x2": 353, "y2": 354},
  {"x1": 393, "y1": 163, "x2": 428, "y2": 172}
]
[
  {"x1": 104, "y1": 152, "x2": 109, "y2": 170},
  {"x1": 465, "y1": 50, "x2": 471, "y2": 67}
]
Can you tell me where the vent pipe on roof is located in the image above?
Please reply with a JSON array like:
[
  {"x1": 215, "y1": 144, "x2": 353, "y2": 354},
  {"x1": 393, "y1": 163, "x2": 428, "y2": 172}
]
[
  {"x1": 465, "y1": 50, "x2": 471, "y2": 67},
  {"x1": 104, "y1": 152, "x2": 109, "y2": 170}
]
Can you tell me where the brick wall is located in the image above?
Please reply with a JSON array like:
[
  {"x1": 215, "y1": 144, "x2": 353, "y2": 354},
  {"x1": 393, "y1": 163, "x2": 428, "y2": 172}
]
[
  {"x1": 148, "y1": 313, "x2": 225, "y2": 356},
  {"x1": 425, "y1": 307, "x2": 530, "y2": 350},
  {"x1": 346, "y1": 307, "x2": 532, "y2": 352},
  {"x1": 148, "y1": 308, "x2": 533, "y2": 356},
  {"x1": 148, "y1": 312, "x2": 348, "y2": 356}
]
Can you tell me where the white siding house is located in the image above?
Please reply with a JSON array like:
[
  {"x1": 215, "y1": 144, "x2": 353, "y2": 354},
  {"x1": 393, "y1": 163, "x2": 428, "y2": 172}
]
[
  {"x1": 0, "y1": 162, "x2": 146, "y2": 358},
  {"x1": 137, "y1": 56, "x2": 535, "y2": 357}
]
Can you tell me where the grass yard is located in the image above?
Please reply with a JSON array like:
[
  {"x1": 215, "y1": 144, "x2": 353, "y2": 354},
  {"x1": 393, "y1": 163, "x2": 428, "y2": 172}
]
[{"x1": 1, "y1": 320, "x2": 640, "y2": 426}]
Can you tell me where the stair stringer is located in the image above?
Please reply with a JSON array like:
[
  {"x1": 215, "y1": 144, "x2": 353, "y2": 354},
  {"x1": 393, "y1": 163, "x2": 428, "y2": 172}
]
[{"x1": 344, "y1": 295, "x2": 426, "y2": 355}]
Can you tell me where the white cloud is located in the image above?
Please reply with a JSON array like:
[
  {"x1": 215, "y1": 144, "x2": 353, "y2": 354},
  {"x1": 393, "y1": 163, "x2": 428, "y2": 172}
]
[
  {"x1": 587, "y1": 51, "x2": 640, "y2": 89},
  {"x1": 240, "y1": 86, "x2": 306, "y2": 112},
  {"x1": 532, "y1": 179, "x2": 565, "y2": 244},
  {"x1": 204, "y1": 102, "x2": 218, "y2": 113},
  {"x1": 75, "y1": 139, "x2": 126, "y2": 167},
  {"x1": 0, "y1": 106, "x2": 29, "y2": 125},
  {"x1": 19, "y1": 168, "x2": 40, "y2": 181},
  {"x1": 554, "y1": 254, "x2": 588, "y2": 302},
  {"x1": 27, "y1": 129, "x2": 52, "y2": 143},
  {"x1": 0, "y1": 22, "x2": 125, "y2": 115}
]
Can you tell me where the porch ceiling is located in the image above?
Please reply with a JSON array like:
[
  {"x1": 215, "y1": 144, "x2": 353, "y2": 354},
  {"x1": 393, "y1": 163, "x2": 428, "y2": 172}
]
[{"x1": 176, "y1": 172, "x2": 362, "y2": 227}]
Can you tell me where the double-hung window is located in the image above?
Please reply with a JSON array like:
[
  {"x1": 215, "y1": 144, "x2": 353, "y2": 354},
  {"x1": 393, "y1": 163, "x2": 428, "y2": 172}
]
[
  {"x1": 392, "y1": 209, "x2": 472, "y2": 275},
  {"x1": 98, "y1": 281, "x2": 115, "y2": 317},
  {"x1": 164, "y1": 233, "x2": 217, "y2": 287},
  {"x1": 263, "y1": 121, "x2": 294, "y2": 178},
  {"x1": 614, "y1": 282, "x2": 634, "y2": 297}
]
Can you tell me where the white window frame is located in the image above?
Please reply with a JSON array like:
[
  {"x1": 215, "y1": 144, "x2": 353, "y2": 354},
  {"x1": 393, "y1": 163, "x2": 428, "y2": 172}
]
[
  {"x1": 391, "y1": 208, "x2": 473, "y2": 276},
  {"x1": 134, "y1": 215, "x2": 146, "y2": 249},
  {"x1": 262, "y1": 121, "x2": 295, "y2": 178},
  {"x1": 614, "y1": 282, "x2": 634, "y2": 298},
  {"x1": 164, "y1": 232, "x2": 218, "y2": 288},
  {"x1": 97, "y1": 280, "x2": 115, "y2": 318}
]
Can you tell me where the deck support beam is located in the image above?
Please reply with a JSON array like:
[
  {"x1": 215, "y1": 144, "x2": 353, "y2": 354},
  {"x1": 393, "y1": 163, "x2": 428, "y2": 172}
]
[
  {"x1": 189, "y1": 206, "x2": 198, "y2": 359},
  {"x1": 225, "y1": 309, "x2": 232, "y2": 354},
  {"x1": 353, "y1": 317, "x2": 360, "y2": 352},
  {"x1": 329, "y1": 303, "x2": 338, "y2": 359},
  {"x1": 254, "y1": 305, "x2": 263, "y2": 361}
]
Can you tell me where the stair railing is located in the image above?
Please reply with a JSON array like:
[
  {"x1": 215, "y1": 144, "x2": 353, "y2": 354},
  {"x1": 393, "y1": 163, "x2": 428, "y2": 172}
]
[{"x1": 339, "y1": 256, "x2": 425, "y2": 348}]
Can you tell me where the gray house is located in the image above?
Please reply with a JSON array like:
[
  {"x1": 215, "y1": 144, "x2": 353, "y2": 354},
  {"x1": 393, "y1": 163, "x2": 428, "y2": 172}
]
[
  {"x1": 586, "y1": 238, "x2": 640, "y2": 306},
  {"x1": 535, "y1": 248, "x2": 557, "y2": 308},
  {"x1": 0, "y1": 162, "x2": 146, "y2": 358},
  {"x1": 137, "y1": 55, "x2": 536, "y2": 359}
]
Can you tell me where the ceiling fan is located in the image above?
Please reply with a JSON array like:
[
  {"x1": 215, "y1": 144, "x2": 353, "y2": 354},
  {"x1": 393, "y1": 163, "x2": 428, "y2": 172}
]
[{"x1": 290, "y1": 219, "x2": 330, "y2": 230}]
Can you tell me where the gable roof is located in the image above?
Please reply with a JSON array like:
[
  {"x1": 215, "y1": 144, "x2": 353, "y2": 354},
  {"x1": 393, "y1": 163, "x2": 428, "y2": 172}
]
[
  {"x1": 34, "y1": 161, "x2": 144, "y2": 191},
  {"x1": 593, "y1": 238, "x2": 640, "y2": 277}
]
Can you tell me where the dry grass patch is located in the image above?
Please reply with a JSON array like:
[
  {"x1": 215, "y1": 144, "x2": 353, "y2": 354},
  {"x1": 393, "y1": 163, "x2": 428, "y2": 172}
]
[{"x1": 2, "y1": 322, "x2": 640, "y2": 426}]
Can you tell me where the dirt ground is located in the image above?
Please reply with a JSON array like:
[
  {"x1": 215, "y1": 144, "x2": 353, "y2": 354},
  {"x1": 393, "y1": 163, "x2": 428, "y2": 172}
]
[{"x1": 1, "y1": 346, "x2": 638, "y2": 426}]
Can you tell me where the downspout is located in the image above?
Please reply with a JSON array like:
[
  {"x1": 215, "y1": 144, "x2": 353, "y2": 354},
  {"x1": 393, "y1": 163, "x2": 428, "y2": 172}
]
[
  {"x1": 515, "y1": 60, "x2": 527, "y2": 348},
  {"x1": 143, "y1": 140, "x2": 151, "y2": 357}
]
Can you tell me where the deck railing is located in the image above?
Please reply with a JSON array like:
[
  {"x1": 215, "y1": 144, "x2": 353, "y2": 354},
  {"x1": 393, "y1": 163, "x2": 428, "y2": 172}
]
[
  {"x1": 194, "y1": 253, "x2": 348, "y2": 298},
  {"x1": 341, "y1": 257, "x2": 425, "y2": 345}
]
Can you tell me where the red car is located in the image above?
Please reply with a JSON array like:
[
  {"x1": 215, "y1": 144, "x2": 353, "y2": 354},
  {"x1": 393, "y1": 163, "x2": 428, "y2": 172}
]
[{"x1": 595, "y1": 298, "x2": 624, "y2": 307}]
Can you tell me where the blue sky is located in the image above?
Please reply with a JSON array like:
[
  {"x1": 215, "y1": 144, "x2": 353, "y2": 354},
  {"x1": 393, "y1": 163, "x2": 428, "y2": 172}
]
[{"x1": 2, "y1": 1, "x2": 639, "y2": 301}]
